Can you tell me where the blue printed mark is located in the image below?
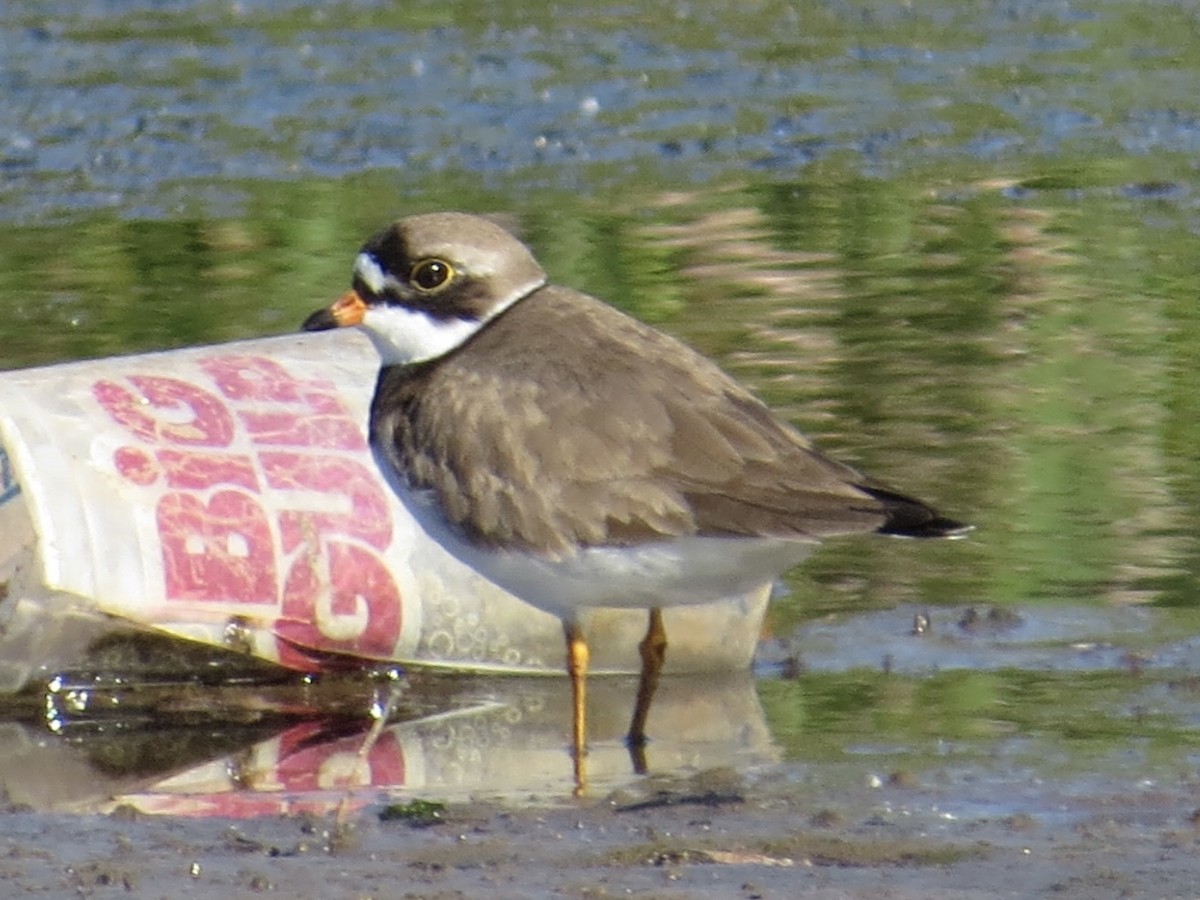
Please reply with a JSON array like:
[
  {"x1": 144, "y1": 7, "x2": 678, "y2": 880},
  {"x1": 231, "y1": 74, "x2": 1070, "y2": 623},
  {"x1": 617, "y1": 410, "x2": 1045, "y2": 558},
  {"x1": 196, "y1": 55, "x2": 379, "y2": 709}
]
[{"x1": 0, "y1": 446, "x2": 19, "y2": 506}]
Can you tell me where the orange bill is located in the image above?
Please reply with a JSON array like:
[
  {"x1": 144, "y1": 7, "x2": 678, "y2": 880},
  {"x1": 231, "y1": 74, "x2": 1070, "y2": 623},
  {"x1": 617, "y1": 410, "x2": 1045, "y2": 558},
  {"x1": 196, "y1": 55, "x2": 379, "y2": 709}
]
[{"x1": 302, "y1": 290, "x2": 367, "y2": 331}]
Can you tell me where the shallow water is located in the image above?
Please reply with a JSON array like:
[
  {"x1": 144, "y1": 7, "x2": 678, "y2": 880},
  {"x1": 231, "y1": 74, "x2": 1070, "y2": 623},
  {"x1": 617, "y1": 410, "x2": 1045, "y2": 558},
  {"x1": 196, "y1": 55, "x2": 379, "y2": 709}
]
[{"x1": 3, "y1": 0, "x2": 1200, "y2": 823}]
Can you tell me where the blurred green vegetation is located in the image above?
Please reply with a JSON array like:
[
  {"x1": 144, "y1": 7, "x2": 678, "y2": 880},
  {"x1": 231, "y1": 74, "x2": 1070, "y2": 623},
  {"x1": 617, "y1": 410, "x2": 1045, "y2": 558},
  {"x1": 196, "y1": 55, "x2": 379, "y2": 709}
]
[
  {"x1": 2, "y1": 159, "x2": 1198, "y2": 625},
  {"x1": 757, "y1": 665, "x2": 1200, "y2": 776}
]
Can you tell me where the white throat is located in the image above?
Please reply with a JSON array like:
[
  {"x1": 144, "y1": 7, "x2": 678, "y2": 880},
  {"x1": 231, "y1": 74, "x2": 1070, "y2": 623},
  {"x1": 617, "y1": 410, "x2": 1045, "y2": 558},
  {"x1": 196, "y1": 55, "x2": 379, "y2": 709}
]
[{"x1": 361, "y1": 306, "x2": 485, "y2": 366}]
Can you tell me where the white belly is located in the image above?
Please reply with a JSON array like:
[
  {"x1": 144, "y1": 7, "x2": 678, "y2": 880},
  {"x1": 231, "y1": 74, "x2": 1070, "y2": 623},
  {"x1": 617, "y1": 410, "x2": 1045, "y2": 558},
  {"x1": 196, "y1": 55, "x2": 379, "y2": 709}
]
[
  {"x1": 470, "y1": 532, "x2": 816, "y2": 621},
  {"x1": 375, "y1": 446, "x2": 816, "y2": 623}
]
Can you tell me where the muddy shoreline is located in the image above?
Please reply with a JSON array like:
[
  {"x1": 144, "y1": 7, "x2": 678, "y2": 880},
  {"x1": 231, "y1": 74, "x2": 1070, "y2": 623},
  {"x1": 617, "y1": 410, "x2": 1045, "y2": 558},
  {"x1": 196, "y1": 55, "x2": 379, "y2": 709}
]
[{"x1": 8, "y1": 772, "x2": 1200, "y2": 898}]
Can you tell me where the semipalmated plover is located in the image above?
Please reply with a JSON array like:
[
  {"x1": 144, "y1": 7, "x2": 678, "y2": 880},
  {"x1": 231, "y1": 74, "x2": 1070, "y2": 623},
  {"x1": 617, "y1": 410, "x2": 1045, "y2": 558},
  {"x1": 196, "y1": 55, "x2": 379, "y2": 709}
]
[{"x1": 303, "y1": 211, "x2": 968, "y2": 794}]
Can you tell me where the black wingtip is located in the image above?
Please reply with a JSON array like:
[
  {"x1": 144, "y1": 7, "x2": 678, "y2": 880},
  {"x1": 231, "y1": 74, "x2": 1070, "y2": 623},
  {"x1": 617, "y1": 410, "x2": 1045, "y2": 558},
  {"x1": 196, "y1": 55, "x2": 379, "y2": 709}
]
[
  {"x1": 859, "y1": 485, "x2": 973, "y2": 539},
  {"x1": 882, "y1": 515, "x2": 974, "y2": 539}
]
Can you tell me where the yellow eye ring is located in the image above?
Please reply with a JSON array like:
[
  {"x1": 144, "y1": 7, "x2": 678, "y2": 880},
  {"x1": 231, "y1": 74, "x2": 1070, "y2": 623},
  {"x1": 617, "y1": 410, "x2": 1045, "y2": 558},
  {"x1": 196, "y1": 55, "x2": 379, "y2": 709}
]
[{"x1": 410, "y1": 258, "x2": 454, "y2": 292}]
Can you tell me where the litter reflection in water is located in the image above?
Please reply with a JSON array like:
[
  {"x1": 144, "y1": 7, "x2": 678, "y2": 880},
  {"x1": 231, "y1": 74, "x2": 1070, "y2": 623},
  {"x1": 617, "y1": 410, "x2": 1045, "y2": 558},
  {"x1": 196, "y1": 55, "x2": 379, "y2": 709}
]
[{"x1": 5, "y1": 668, "x2": 773, "y2": 816}]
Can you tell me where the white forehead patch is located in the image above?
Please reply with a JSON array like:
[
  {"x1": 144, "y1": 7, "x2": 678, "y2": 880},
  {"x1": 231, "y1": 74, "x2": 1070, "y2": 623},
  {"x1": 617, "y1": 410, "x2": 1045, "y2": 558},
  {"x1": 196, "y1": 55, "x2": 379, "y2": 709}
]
[{"x1": 354, "y1": 252, "x2": 404, "y2": 295}]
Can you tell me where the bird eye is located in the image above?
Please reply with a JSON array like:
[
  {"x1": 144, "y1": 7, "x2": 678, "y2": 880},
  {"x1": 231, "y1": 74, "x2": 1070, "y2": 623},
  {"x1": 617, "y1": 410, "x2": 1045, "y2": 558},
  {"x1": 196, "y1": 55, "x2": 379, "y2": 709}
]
[{"x1": 410, "y1": 258, "x2": 454, "y2": 292}]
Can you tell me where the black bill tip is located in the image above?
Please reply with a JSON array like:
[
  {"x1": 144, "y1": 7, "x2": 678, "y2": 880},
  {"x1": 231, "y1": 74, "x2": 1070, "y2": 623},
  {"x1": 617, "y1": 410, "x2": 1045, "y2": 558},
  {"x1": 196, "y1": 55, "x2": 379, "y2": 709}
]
[{"x1": 302, "y1": 307, "x2": 339, "y2": 332}]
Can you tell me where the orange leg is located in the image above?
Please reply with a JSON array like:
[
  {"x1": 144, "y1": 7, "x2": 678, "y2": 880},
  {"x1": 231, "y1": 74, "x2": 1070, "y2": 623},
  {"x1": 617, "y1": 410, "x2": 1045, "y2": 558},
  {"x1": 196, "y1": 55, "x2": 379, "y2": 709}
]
[
  {"x1": 627, "y1": 607, "x2": 667, "y2": 772},
  {"x1": 564, "y1": 620, "x2": 590, "y2": 796}
]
